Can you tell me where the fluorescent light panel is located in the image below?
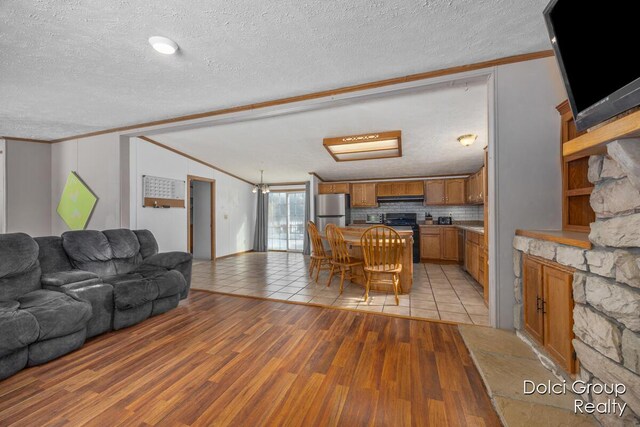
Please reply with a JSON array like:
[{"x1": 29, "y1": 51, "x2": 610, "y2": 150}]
[{"x1": 323, "y1": 131, "x2": 401, "y2": 162}]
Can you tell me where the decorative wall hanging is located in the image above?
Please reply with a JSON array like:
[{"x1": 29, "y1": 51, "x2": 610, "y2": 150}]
[{"x1": 57, "y1": 172, "x2": 98, "y2": 230}]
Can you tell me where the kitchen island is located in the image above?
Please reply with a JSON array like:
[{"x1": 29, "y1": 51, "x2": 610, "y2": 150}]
[{"x1": 324, "y1": 226, "x2": 414, "y2": 293}]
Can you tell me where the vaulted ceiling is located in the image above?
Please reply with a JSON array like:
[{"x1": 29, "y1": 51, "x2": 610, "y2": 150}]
[
  {"x1": 150, "y1": 78, "x2": 488, "y2": 183},
  {"x1": 0, "y1": 0, "x2": 551, "y2": 140}
]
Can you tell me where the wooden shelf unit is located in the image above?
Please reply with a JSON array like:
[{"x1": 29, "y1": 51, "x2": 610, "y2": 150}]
[
  {"x1": 563, "y1": 108, "x2": 640, "y2": 157},
  {"x1": 557, "y1": 101, "x2": 595, "y2": 232}
]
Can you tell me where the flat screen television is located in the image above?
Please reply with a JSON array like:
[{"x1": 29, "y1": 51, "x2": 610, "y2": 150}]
[{"x1": 544, "y1": 0, "x2": 640, "y2": 131}]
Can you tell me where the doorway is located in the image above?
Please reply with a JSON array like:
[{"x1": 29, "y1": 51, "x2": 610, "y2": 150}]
[
  {"x1": 187, "y1": 175, "x2": 215, "y2": 260},
  {"x1": 267, "y1": 191, "x2": 305, "y2": 252}
]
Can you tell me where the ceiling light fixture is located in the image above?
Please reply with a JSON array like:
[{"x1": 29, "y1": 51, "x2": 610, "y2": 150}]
[
  {"x1": 252, "y1": 170, "x2": 270, "y2": 194},
  {"x1": 457, "y1": 134, "x2": 477, "y2": 147},
  {"x1": 323, "y1": 130, "x2": 402, "y2": 162},
  {"x1": 148, "y1": 36, "x2": 179, "y2": 55}
]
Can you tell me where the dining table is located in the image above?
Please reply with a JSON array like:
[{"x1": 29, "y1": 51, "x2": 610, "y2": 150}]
[{"x1": 321, "y1": 226, "x2": 414, "y2": 294}]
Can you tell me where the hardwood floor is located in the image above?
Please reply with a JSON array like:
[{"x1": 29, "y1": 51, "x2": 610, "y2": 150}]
[{"x1": 0, "y1": 291, "x2": 500, "y2": 426}]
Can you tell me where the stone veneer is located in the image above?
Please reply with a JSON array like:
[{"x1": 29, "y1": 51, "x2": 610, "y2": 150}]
[{"x1": 513, "y1": 139, "x2": 640, "y2": 426}]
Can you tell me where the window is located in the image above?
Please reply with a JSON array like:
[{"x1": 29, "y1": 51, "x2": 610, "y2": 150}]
[{"x1": 268, "y1": 191, "x2": 305, "y2": 251}]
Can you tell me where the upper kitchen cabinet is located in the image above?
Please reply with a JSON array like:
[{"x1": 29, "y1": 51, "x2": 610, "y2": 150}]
[
  {"x1": 318, "y1": 183, "x2": 350, "y2": 194},
  {"x1": 351, "y1": 183, "x2": 377, "y2": 207},
  {"x1": 465, "y1": 167, "x2": 485, "y2": 204},
  {"x1": 424, "y1": 179, "x2": 465, "y2": 205},
  {"x1": 376, "y1": 181, "x2": 424, "y2": 197}
]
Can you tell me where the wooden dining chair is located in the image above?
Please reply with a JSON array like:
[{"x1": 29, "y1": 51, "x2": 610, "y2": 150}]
[
  {"x1": 307, "y1": 221, "x2": 331, "y2": 282},
  {"x1": 325, "y1": 224, "x2": 363, "y2": 294},
  {"x1": 360, "y1": 225, "x2": 404, "y2": 305}
]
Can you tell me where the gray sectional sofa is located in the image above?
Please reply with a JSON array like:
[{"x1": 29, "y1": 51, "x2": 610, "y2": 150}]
[{"x1": 0, "y1": 229, "x2": 192, "y2": 380}]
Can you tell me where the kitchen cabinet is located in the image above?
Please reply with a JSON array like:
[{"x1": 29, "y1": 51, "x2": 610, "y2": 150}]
[
  {"x1": 424, "y1": 179, "x2": 466, "y2": 205},
  {"x1": 351, "y1": 183, "x2": 377, "y2": 207},
  {"x1": 441, "y1": 228, "x2": 459, "y2": 260},
  {"x1": 425, "y1": 180, "x2": 445, "y2": 205},
  {"x1": 522, "y1": 254, "x2": 576, "y2": 373},
  {"x1": 318, "y1": 183, "x2": 349, "y2": 194},
  {"x1": 463, "y1": 230, "x2": 482, "y2": 283},
  {"x1": 445, "y1": 179, "x2": 466, "y2": 205},
  {"x1": 466, "y1": 167, "x2": 485, "y2": 204},
  {"x1": 420, "y1": 226, "x2": 458, "y2": 261},
  {"x1": 377, "y1": 181, "x2": 425, "y2": 197}
]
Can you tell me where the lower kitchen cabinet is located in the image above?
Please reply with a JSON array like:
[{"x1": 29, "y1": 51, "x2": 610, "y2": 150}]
[
  {"x1": 420, "y1": 227, "x2": 458, "y2": 261},
  {"x1": 522, "y1": 254, "x2": 576, "y2": 373}
]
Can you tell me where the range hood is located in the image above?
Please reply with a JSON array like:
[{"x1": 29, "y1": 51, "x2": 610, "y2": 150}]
[{"x1": 377, "y1": 195, "x2": 424, "y2": 203}]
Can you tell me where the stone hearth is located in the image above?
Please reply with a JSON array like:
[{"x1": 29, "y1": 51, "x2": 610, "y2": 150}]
[{"x1": 513, "y1": 139, "x2": 640, "y2": 426}]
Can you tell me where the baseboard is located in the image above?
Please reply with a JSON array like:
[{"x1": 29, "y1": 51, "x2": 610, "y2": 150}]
[{"x1": 215, "y1": 249, "x2": 254, "y2": 260}]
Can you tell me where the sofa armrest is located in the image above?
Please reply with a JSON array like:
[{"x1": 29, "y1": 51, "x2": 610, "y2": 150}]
[
  {"x1": 141, "y1": 252, "x2": 192, "y2": 270},
  {"x1": 41, "y1": 270, "x2": 100, "y2": 288},
  {"x1": 61, "y1": 282, "x2": 114, "y2": 338}
]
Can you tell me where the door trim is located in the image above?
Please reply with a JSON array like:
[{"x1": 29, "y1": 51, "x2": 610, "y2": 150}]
[{"x1": 187, "y1": 175, "x2": 216, "y2": 260}]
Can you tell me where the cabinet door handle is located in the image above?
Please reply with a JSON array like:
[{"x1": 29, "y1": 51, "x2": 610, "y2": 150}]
[
  {"x1": 536, "y1": 296, "x2": 542, "y2": 312},
  {"x1": 541, "y1": 299, "x2": 547, "y2": 314}
]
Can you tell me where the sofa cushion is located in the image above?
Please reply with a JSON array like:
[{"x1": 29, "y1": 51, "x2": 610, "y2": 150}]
[
  {"x1": 112, "y1": 278, "x2": 159, "y2": 310},
  {"x1": 154, "y1": 270, "x2": 187, "y2": 298},
  {"x1": 17, "y1": 290, "x2": 92, "y2": 340},
  {"x1": 34, "y1": 236, "x2": 73, "y2": 274},
  {"x1": 0, "y1": 233, "x2": 41, "y2": 300},
  {"x1": 102, "y1": 273, "x2": 143, "y2": 284},
  {"x1": 133, "y1": 230, "x2": 159, "y2": 259},
  {"x1": 62, "y1": 230, "x2": 117, "y2": 276},
  {"x1": 103, "y1": 229, "x2": 143, "y2": 274},
  {"x1": 0, "y1": 301, "x2": 39, "y2": 357},
  {"x1": 41, "y1": 270, "x2": 100, "y2": 288}
]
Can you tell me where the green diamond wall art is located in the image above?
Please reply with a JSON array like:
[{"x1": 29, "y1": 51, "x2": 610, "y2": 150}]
[{"x1": 57, "y1": 172, "x2": 98, "y2": 230}]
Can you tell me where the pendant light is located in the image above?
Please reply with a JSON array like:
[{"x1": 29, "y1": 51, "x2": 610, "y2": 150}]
[{"x1": 252, "y1": 170, "x2": 270, "y2": 194}]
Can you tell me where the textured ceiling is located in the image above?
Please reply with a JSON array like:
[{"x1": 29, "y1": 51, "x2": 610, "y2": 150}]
[
  {"x1": 151, "y1": 79, "x2": 488, "y2": 182},
  {"x1": 0, "y1": 0, "x2": 550, "y2": 140}
]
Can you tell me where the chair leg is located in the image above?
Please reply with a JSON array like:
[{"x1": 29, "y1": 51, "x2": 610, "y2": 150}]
[
  {"x1": 364, "y1": 271, "x2": 371, "y2": 302},
  {"x1": 327, "y1": 264, "x2": 336, "y2": 287},
  {"x1": 339, "y1": 268, "x2": 346, "y2": 295},
  {"x1": 393, "y1": 273, "x2": 399, "y2": 306},
  {"x1": 308, "y1": 259, "x2": 315, "y2": 277},
  {"x1": 315, "y1": 259, "x2": 322, "y2": 283}
]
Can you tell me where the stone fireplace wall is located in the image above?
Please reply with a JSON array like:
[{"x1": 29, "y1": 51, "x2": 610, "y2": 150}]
[{"x1": 513, "y1": 139, "x2": 640, "y2": 426}]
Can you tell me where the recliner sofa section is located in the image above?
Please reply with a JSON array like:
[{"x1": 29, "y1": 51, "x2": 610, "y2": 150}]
[
  {"x1": 1, "y1": 229, "x2": 193, "y2": 380},
  {"x1": 0, "y1": 233, "x2": 92, "y2": 380}
]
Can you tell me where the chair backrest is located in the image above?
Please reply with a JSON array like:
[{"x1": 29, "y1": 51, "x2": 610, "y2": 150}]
[
  {"x1": 307, "y1": 221, "x2": 327, "y2": 258},
  {"x1": 0, "y1": 233, "x2": 42, "y2": 300},
  {"x1": 325, "y1": 224, "x2": 351, "y2": 264},
  {"x1": 360, "y1": 226, "x2": 403, "y2": 271}
]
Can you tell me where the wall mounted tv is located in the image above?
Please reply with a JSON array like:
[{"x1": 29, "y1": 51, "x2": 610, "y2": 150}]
[{"x1": 544, "y1": 0, "x2": 640, "y2": 131}]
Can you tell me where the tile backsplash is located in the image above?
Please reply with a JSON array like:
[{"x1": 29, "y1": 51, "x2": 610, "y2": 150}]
[{"x1": 351, "y1": 202, "x2": 483, "y2": 222}]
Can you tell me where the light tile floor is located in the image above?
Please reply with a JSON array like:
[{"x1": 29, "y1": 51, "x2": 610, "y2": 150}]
[{"x1": 191, "y1": 252, "x2": 489, "y2": 326}]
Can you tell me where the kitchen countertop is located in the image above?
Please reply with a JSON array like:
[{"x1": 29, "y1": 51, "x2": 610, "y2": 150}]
[
  {"x1": 419, "y1": 224, "x2": 485, "y2": 234},
  {"x1": 347, "y1": 224, "x2": 414, "y2": 232}
]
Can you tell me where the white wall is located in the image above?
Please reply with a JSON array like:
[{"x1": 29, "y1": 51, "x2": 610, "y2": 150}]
[
  {"x1": 493, "y1": 57, "x2": 566, "y2": 329},
  {"x1": 5, "y1": 140, "x2": 52, "y2": 236},
  {"x1": 51, "y1": 134, "x2": 121, "y2": 235},
  {"x1": 130, "y1": 138, "x2": 255, "y2": 256},
  {"x1": 192, "y1": 180, "x2": 212, "y2": 259}
]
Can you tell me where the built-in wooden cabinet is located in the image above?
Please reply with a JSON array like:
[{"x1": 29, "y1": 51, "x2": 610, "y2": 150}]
[
  {"x1": 523, "y1": 254, "x2": 576, "y2": 373},
  {"x1": 466, "y1": 167, "x2": 485, "y2": 204},
  {"x1": 557, "y1": 100, "x2": 594, "y2": 232},
  {"x1": 350, "y1": 183, "x2": 377, "y2": 207},
  {"x1": 376, "y1": 181, "x2": 424, "y2": 197},
  {"x1": 420, "y1": 226, "x2": 458, "y2": 261},
  {"x1": 424, "y1": 179, "x2": 465, "y2": 205},
  {"x1": 318, "y1": 183, "x2": 350, "y2": 194},
  {"x1": 464, "y1": 230, "x2": 485, "y2": 290}
]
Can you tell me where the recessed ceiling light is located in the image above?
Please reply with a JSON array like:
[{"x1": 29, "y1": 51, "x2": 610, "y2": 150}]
[{"x1": 148, "y1": 36, "x2": 179, "y2": 55}]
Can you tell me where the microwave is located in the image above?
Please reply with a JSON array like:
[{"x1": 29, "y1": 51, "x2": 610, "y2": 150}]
[{"x1": 366, "y1": 214, "x2": 384, "y2": 224}]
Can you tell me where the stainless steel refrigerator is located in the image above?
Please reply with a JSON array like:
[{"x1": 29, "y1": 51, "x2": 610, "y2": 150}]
[{"x1": 316, "y1": 194, "x2": 350, "y2": 230}]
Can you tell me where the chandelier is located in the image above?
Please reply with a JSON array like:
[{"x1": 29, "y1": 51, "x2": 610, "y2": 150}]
[{"x1": 252, "y1": 170, "x2": 270, "y2": 194}]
